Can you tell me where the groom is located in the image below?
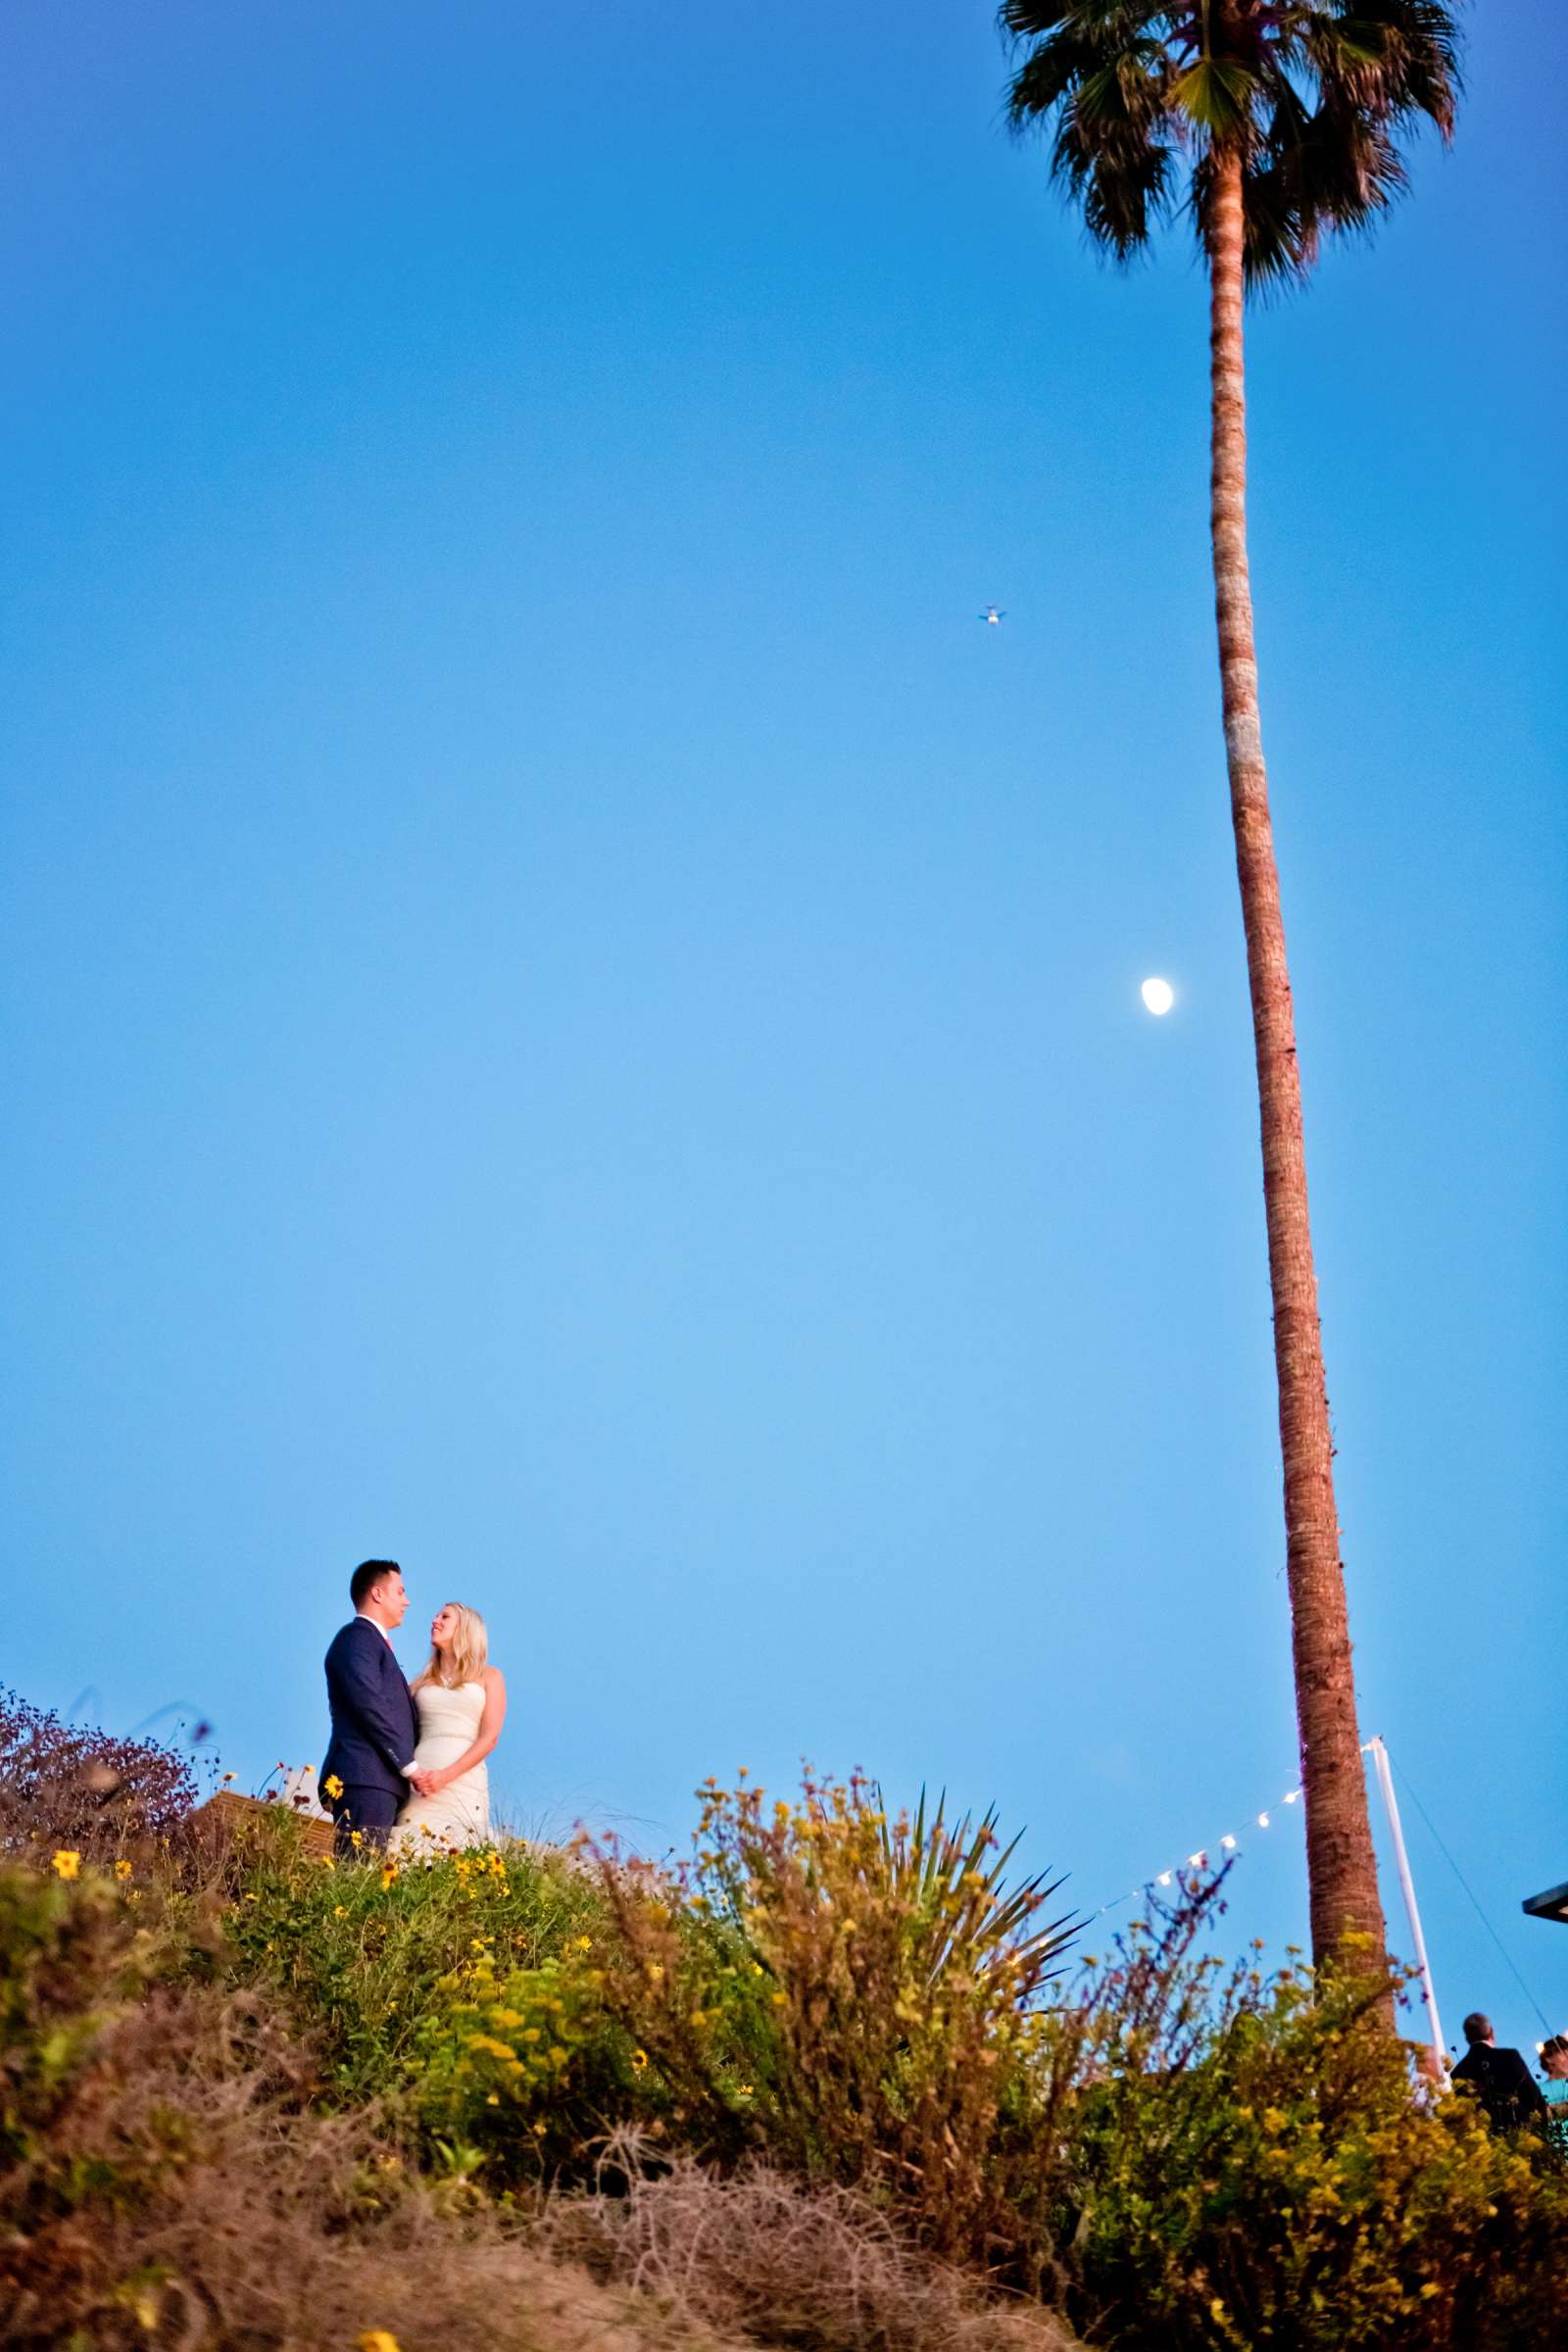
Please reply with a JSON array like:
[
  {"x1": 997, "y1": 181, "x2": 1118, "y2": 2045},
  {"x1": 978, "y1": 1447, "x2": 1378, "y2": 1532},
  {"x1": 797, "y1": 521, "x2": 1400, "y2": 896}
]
[{"x1": 320, "y1": 1559, "x2": 422, "y2": 1856}]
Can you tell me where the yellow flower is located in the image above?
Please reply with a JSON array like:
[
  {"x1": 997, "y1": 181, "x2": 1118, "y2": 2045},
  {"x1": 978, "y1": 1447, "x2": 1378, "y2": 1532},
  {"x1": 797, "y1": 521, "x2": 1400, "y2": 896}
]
[
  {"x1": 114, "y1": 1858, "x2": 133, "y2": 1881},
  {"x1": 333, "y1": 1905, "x2": 347, "y2": 1918},
  {"x1": 52, "y1": 1850, "x2": 81, "y2": 1881},
  {"x1": 575, "y1": 1935, "x2": 592, "y2": 1950},
  {"x1": 350, "y1": 1830, "x2": 364, "y2": 1849},
  {"x1": 323, "y1": 1774, "x2": 344, "y2": 1799},
  {"x1": 380, "y1": 1863, "x2": 399, "y2": 1890},
  {"x1": 357, "y1": 2334, "x2": 402, "y2": 2352},
  {"x1": 631, "y1": 2048, "x2": 649, "y2": 2071}
]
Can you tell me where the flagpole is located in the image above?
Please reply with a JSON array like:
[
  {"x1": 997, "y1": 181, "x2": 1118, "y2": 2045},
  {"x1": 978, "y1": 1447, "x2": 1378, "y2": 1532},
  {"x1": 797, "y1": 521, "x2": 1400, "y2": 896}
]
[{"x1": 1367, "y1": 1735, "x2": 1446, "y2": 2081}]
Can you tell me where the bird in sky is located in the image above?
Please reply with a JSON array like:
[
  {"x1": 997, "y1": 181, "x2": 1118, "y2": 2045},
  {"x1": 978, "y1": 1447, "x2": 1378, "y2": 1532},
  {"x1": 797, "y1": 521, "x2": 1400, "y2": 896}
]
[{"x1": 979, "y1": 605, "x2": 1005, "y2": 625}]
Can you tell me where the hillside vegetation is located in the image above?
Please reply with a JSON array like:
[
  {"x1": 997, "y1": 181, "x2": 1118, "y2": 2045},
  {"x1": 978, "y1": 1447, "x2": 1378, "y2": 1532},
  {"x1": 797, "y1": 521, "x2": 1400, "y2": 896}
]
[{"x1": 2, "y1": 1690, "x2": 1562, "y2": 2351}]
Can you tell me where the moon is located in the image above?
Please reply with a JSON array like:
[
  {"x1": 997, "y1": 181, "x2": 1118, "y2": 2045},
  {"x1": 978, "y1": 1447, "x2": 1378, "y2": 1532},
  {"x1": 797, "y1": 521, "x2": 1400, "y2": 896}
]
[{"x1": 1141, "y1": 976, "x2": 1175, "y2": 1016}]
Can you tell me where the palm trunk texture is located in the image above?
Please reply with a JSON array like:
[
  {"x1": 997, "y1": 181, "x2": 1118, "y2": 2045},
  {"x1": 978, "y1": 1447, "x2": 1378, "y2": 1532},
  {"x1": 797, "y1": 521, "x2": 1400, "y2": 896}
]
[{"x1": 1204, "y1": 149, "x2": 1389, "y2": 1976}]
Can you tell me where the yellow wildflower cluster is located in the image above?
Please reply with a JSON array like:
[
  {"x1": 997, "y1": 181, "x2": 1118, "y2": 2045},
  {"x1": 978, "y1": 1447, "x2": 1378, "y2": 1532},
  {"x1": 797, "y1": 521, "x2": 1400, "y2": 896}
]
[
  {"x1": 429, "y1": 1945, "x2": 607, "y2": 2131},
  {"x1": 451, "y1": 1843, "x2": 511, "y2": 1902}
]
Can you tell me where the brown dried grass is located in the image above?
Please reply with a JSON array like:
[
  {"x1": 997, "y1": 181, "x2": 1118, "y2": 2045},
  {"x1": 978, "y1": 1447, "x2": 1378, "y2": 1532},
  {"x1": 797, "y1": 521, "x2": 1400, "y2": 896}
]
[{"x1": 540, "y1": 2144, "x2": 1082, "y2": 2352}]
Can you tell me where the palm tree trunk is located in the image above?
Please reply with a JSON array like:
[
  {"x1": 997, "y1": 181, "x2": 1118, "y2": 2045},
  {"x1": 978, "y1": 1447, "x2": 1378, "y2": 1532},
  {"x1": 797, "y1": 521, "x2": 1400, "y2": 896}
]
[{"x1": 1204, "y1": 147, "x2": 1388, "y2": 1979}]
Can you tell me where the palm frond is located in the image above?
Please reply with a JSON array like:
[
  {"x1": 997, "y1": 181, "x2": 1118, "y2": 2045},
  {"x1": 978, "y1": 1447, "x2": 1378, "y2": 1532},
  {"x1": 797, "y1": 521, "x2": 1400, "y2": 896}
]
[
  {"x1": 1001, "y1": 0, "x2": 1170, "y2": 35},
  {"x1": 1000, "y1": 0, "x2": 1076, "y2": 32},
  {"x1": 1004, "y1": 0, "x2": 1460, "y2": 292},
  {"x1": 1004, "y1": 24, "x2": 1105, "y2": 127},
  {"x1": 1170, "y1": 56, "x2": 1260, "y2": 139},
  {"x1": 1303, "y1": 2, "x2": 1461, "y2": 137},
  {"x1": 1083, "y1": 136, "x2": 1179, "y2": 257}
]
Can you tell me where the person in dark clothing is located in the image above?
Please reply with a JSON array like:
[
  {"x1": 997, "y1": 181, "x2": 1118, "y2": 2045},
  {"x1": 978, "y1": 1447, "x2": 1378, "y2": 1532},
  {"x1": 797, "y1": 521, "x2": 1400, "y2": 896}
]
[
  {"x1": 1450, "y1": 2011, "x2": 1549, "y2": 2132},
  {"x1": 319, "y1": 1558, "x2": 421, "y2": 1857}
]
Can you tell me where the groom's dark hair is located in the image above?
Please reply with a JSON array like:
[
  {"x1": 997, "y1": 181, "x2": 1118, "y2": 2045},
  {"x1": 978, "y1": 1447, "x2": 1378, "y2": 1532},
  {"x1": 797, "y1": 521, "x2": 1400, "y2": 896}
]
[{"x1": 350, "y1": 1558, "x2": 402, "y2": 1610}]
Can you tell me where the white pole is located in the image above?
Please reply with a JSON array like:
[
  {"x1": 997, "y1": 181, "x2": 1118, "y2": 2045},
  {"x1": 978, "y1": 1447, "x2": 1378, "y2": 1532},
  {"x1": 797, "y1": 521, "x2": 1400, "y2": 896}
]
[{"x1": 1367, "y1": 1735, "x2": 1446, "y2": 2082}]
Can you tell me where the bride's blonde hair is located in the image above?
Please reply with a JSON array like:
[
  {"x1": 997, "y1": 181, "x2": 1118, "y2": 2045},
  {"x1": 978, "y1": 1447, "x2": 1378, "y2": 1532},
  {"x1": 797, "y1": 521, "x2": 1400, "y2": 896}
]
[{"x1": 415, "y1": 1601, "x2": 489, "y2": 1690}]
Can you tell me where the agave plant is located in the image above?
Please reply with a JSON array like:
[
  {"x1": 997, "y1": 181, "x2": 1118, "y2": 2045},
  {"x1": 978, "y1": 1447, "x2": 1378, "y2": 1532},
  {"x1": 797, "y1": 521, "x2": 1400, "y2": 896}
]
[
  {"x1": 873, "y1": 1782, "x2": 1079, "y2": 1996},
  {"x1": 587, "y1": 1769, "x2": 1079, "y2": 2257}
]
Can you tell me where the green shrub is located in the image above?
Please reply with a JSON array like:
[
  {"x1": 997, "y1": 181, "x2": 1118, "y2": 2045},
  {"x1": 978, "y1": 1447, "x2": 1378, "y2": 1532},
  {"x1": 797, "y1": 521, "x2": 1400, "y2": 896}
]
[
  {"x1": 0, "y1": 1860, "x2": 140, "y2": 2166},
  {"x1": 447, "y1": 1785, "x2": 1568, "y2": 2346},
  {"x1": 25, "y1": 1755, "x2": 1562, "y2": 2352},
  {"x1": 414, "y1": 1943, "x2": 646, "y2": 2177},
  {"x1": 1044, "y1": 1900, "x2": 1568, "y2": 2350},
  {"x1": 221, "y1": 1812, "x2": 612, "y2": 2110},
  {"x1": 324, "y1": 1769, "x2": 1080, "y2": 2227},
  {"x1": 0, "y1": 1855, "x2": 225, "y2": 2325},
  {"x1": 579, "y1": 1770, "x2": 1080, "y2": 2265}
]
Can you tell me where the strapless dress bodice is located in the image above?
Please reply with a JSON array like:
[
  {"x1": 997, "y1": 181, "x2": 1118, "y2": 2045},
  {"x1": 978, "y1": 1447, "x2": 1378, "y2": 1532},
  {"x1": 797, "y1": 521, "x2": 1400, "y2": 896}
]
[
  {"x1": 393, "y1": 1677, "x2": 493, "y2": 1853},
  {"x1": 414, "y1": 1680, "x2": 486, "y2": 1755}
]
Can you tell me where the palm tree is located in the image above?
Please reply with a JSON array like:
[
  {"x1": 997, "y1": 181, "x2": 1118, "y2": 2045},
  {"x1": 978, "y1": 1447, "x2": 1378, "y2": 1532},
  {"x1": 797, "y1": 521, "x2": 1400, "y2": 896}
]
[{"x1": 1001, "y1": 1, "x2": 1459, "y2": 1975}]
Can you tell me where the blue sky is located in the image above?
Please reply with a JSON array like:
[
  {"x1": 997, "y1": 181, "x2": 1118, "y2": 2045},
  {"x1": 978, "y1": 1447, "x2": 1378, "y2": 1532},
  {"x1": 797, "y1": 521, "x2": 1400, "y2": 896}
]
[{"x1": 2, "y1": 3, "x2": 1562, "y2": 2057}]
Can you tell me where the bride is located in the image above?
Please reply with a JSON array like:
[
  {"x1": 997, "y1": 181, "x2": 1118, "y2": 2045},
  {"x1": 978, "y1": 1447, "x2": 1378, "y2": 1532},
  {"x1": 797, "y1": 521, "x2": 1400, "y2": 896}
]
[{"x1": 393, "y1": 1602, "x2": 507, "y2": 1851}]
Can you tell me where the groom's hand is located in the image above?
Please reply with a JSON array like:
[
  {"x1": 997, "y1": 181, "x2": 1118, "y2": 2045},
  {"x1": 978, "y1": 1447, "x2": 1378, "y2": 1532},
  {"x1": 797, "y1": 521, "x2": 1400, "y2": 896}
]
[{"x1": 410, "y1": 1770, "x2": 440, "y2": 1797}]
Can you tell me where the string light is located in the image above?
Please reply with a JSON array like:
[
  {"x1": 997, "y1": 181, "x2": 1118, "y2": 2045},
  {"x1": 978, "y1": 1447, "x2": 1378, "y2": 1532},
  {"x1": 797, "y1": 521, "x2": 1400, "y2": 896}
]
[
  {"x1": 1095, "y1": 1771, "x2": 1319, "y2": 1916},
  {"x1": 1094, "y1": 1751, "x2": 1390, "y2": 1919}
]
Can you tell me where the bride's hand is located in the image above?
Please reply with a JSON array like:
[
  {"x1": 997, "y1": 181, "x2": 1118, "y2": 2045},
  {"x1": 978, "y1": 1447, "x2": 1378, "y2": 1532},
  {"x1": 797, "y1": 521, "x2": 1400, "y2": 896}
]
[{"x1": 410, "y1": 1769, "x2": 441, "y2": 1797}]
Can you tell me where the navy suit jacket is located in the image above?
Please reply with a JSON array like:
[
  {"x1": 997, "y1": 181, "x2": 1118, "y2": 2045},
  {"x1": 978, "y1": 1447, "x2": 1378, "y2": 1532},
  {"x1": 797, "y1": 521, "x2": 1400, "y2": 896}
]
[
  {"x1": 320, "y1": 1618, "x2": 418, "y2": 1801},
  {"x1": 1451, "y1": 2042, "x2": 1547, "y2": 2131}
]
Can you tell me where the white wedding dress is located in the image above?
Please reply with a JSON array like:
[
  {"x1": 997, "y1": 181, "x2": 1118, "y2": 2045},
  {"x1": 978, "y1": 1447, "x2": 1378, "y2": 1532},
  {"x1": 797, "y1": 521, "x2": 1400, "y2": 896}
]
[{"x1": 392, "y1": 1680, "x2": 491, "y2": 1851}]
